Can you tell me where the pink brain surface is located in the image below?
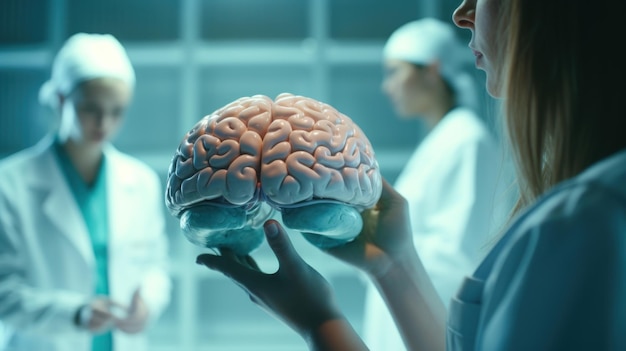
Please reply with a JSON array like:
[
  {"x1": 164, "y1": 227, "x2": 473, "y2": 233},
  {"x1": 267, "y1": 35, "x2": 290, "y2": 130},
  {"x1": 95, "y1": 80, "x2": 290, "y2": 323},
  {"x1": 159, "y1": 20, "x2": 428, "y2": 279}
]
[{"x1": 166, "y1": 92, "x2": 382, "y2": 217}]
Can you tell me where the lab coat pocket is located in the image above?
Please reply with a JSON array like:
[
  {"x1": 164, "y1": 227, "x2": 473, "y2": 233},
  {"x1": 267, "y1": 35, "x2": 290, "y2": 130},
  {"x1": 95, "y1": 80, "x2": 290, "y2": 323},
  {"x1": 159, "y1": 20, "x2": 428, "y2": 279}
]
[{"x1": 447, "y1": 297, "x2": 481, "y2": 351}]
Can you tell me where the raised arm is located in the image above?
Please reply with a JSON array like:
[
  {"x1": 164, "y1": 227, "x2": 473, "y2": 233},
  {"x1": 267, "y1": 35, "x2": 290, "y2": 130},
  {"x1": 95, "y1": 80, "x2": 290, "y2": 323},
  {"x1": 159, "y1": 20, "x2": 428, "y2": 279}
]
[
  {"x1": 197, "y1": 179, "x2": 447, "y2": 350},
  {"x1": 197, "y1": 220, "x2": 368, "y2": 351},
  {"x1": 325, "y1": 179, "x2": 446, "y2": 351}
]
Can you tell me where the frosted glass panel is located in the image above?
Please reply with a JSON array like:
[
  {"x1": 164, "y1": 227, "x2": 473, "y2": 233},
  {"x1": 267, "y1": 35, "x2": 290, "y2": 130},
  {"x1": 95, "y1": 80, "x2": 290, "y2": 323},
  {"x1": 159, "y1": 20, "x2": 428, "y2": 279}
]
[
  {"x1": 198, "y1": 65, "x2": 316, "y2": 117},
  {"x1": 330, "y1": 0, "x2": 419, "y2": 40},
  {"x1": 0, "y1": 69, "x2": 49, "y2": 156},
  {"x1": 201, "y1": 0, "x2": 309, "y2": 40},
  {"x1": 0, "y1": 0, "x2": 48, "y2": 45},
  {"x1": 66, "y1": 0, "x2": 180, "y2": 41}
]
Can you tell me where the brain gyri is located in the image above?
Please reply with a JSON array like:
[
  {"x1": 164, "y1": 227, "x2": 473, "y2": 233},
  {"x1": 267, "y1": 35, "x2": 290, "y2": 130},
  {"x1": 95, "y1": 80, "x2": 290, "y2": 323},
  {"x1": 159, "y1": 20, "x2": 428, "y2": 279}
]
[{"x1": 165, "y1": 93, "x2": 382, "y2": 254}]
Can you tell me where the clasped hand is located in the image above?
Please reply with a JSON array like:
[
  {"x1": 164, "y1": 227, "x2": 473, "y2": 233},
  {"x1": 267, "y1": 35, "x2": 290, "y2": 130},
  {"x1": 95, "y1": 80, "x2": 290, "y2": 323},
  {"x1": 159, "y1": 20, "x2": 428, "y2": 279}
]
[{"x1": 84, "y1": 288, "x2": 149, "y2": 335}]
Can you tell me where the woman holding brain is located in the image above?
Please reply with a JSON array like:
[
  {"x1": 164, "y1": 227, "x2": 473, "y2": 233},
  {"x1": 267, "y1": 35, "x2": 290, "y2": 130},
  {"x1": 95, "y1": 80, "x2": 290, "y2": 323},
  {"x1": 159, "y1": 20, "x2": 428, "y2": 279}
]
[
  {"x1": 363, "y1": 17, "x2": 513, "y2": 351},
  {"x1": 194, "y1": 0, "x2": 626, "y2": 349},
  {"x1": 0, "y1": 33, "x2": 171, "y2": 351},
  {"x1": 166, "y1": 19, "x2": 510, "y2": 351}
]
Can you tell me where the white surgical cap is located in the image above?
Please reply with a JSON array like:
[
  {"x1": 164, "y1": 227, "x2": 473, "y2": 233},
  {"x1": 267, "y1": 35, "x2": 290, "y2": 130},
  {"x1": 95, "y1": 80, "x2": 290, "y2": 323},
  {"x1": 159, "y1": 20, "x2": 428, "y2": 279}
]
[
  {"x1": 39, "y1": 33, "x2": 135, "y2": 108},
  {"x1": 383, "y1": 18, "x2": 477, "y2": 108}
]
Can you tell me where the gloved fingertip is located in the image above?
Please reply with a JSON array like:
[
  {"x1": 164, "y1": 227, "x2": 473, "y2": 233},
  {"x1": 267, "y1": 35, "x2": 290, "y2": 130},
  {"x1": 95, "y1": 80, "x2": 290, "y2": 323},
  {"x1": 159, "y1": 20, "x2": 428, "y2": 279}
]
[{"x1": 264, "y1": 220, "x2": 279, "y2": 238}]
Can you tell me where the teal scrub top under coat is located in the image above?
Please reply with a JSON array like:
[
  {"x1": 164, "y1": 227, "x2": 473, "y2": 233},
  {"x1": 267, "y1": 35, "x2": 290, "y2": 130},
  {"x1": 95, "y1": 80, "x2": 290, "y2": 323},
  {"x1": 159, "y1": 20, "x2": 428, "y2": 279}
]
[{"x1": 53, "y1": 141, "x2": 113, "y2": 351}]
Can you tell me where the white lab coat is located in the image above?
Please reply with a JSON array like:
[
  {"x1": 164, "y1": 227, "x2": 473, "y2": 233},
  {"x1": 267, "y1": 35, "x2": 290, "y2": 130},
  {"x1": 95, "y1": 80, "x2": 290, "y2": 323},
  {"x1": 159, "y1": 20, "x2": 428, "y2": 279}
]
[
  {"x1": 0, "y1": 136, "x2": 172, "y2": 351},
  {"x1": 448, "y1": 148, "x2": 626, "y2": 350},
  {"x1": 363, "y1": 108, "x2": 513, "y2": 351},
  {"x1": 0, "y1": 323, "x2": 8, "y2": 350}
]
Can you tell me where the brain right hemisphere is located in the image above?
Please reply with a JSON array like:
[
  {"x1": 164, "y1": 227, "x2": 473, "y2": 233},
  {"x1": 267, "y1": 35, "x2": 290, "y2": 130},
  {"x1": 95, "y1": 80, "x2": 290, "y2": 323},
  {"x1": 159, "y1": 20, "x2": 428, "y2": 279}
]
[{"x1": 166, "y1": 93, "x2": 382, "y2": 217}]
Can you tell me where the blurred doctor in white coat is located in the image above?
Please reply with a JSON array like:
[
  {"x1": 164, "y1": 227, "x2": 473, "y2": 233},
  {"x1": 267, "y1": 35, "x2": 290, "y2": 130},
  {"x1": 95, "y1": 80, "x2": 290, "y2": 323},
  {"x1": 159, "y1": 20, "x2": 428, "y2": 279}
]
[
  {"x1": 0, "y1": 33, "x2": 171, "y2": 351},
  {"x1": 361, "y1": 18, "x2": 513, "y2": 351}
]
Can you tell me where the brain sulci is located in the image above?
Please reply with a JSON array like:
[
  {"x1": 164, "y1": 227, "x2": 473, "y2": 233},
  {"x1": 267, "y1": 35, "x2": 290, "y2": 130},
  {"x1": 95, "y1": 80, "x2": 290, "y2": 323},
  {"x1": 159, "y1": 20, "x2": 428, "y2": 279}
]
[{"x1": 165, "y1": 92, "x2": 382, "y2": 218}]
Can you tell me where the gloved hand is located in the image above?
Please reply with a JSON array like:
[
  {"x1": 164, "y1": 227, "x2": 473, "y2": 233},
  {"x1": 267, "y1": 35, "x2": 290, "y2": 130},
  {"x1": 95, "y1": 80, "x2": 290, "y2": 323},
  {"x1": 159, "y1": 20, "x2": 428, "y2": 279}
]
[
  {"x1": 323, "y1": 178, "x2": 415, "y2": 278},
  {"x1": 196, "y1": 220, "x2": 343, "y2": 337}
]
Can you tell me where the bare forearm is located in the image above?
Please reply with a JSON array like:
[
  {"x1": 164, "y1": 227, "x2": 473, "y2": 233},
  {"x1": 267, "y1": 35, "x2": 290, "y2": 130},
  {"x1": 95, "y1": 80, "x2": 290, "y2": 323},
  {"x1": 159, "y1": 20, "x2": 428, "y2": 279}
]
[
  {"x1": 305, "y1": 318, "x2": 369, "y2": 351},
  {"x1": 371, "y1": 252, "x2": 446, "y2": 351}
]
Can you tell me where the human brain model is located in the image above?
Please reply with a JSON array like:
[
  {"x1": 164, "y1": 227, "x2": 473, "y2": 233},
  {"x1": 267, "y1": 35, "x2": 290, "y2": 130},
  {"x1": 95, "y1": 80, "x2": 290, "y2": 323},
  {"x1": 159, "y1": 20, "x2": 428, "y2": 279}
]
[{"x1": 165, "y1": 93, "x2": 382, "y2": 254}]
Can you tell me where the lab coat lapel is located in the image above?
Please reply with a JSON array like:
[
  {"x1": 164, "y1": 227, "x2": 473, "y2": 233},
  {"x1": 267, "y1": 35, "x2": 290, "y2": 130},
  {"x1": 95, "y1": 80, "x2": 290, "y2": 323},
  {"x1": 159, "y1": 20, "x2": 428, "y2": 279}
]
[
  {"x1": 34, "y1": 145, "x2": 95, "y2": 266},
  {"x1": 105, "y1": 147, "x2": 134, "y2": 246}
]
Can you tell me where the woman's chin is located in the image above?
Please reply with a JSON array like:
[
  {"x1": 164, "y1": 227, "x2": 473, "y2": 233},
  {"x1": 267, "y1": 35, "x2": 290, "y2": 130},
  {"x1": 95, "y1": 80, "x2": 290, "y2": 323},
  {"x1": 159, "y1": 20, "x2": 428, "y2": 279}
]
[{"x1": 485, "y1": 78, "x2": 503, "y2": 99}]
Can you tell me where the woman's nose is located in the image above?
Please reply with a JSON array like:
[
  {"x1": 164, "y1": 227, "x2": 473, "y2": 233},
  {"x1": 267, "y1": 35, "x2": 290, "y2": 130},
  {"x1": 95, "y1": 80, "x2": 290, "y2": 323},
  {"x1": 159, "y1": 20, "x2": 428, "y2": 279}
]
[{"x1": 452, "y1": 0, "x2": 475, "y2": 30}]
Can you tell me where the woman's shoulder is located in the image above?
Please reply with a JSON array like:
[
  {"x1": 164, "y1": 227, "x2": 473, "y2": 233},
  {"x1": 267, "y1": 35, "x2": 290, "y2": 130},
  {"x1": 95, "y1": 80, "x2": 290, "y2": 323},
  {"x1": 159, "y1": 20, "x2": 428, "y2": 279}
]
[
  {"x1": 0, "y1": 137, "x2": 54, "y2": 177},
  {"x1": 105, "y1": 146, "x2": 156, "y2": 172},
  {"x1": 104, "y1": 145, "x2": 162, "y2": 186},
  {"x1": 514, "y1": 149, "x2": 626, "y2": 238},
  {"x1": 548, "y1": 148, "x2": 626, "y2": 214},
  {"x1": 576, "y1": 148, "x2": 626, "y2": 198}
]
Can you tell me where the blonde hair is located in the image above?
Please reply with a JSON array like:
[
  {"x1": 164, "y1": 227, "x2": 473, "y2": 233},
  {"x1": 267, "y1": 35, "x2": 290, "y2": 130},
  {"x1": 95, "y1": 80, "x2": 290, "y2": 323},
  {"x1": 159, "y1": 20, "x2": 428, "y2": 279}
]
[{"x1": 500, "y1": 0, "x2": 626, "y2": 217}]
